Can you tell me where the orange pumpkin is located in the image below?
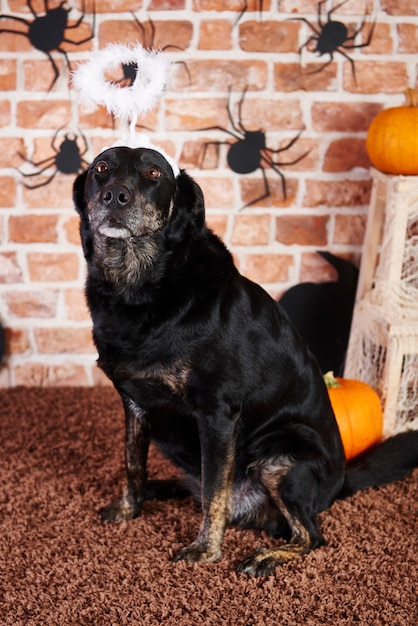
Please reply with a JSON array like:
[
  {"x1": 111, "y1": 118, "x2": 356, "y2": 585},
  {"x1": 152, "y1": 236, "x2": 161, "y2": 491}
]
[
  {"x1": 324, "y1": 371, "x2": 383, "y2": 461},
  {"x1": 366, "y1": 88, "x2": 418, "y2": 175}
]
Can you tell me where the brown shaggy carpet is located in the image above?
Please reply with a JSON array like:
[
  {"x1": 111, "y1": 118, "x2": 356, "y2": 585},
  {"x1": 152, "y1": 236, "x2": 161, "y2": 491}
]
[{"x1": 0, "y1": 386, "x2": 417, "y2": 625}]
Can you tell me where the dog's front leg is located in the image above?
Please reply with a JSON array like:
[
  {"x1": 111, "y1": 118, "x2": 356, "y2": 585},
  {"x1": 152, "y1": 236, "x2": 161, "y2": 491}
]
[
  {"x1": 101, "y1": 397, "x2": 149, "y2": 523},
  {"x1": 174, "y1": 413, "x2": 238, "y2": 563}
]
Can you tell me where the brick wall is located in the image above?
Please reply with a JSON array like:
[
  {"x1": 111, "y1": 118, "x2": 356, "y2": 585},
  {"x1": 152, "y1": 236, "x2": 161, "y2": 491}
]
[{"x1": 0, "y1": 0, "x2": 417, "y2": 386}]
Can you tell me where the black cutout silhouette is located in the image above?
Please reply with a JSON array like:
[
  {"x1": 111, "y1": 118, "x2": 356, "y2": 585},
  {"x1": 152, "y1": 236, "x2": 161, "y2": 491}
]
[
  {"x1": 18, "y1": 128, "x2": 89, "y2": 189},
  {"x1": 200, "y1": 86, "x2": 308, "y2": 208},
  {"x1": 0, "y1": 0, "x2": 95, "y2": 91},
  {"x1": 279, "y1": 251, "x2": 359, "y2": 375},
  {"x1": 290, "y1": 0, "x2": 375, "y2": 81}
]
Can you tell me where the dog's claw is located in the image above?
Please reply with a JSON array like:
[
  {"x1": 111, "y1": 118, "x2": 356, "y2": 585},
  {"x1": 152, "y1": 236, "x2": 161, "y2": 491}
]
[
  {"x1": 237, "y1": 550, "x2": 280, "y2": 577},
  {"x1": 173, "y1": 544, "x2": 222, "y2": 564},
  {"x1": 100, "y1": 496, "x2": 141, "y2": 523}
]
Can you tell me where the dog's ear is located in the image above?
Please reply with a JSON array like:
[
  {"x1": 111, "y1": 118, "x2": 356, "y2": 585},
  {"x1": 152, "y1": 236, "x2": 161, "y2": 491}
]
[
  {"x1": 173, "y1": 171, "x2": 205, "y2": 238},
  {"x1": 73, "y1": 170, "x2": 88, "y2": 217},
  {"x1": 72, "y1": 170, "x2": 93, "y2": 259}
]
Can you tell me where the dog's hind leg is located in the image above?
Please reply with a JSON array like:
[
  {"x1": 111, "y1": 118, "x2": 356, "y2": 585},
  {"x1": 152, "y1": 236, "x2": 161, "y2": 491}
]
[{"x1": 237, "y1": 460, "x2": 326, "y2": 576}]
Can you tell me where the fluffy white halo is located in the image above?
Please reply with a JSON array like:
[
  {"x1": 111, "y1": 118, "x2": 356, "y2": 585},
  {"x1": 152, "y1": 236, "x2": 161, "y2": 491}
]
[{"x1": 72, "y1": 42, "x2": 171, "y2": 121}]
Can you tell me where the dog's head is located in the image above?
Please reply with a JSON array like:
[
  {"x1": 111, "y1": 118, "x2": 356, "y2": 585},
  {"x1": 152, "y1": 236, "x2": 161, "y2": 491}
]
[{"x1": 73, "y1": 146, "x2": 205, "y2": 287}]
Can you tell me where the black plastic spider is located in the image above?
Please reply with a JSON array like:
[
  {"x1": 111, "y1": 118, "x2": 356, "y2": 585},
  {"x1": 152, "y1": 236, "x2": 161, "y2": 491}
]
[
  {"x1": 199, "y1": 87, "x2": 309, "y2": 208},
  {"x1": 290, "y1": 0, "x2": 375, "y2": 81},
  {"x1": 114, "y1": 13, "x2": 189, "y2": 88},
  {"x1": 0, "y1": 0, "x2": 95, "y2": 91},
  {"x1": 18, "y1": 127, "x2": 89, "y2": 189}
]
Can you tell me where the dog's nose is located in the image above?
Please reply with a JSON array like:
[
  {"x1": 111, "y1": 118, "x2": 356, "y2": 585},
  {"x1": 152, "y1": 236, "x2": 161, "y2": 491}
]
[{"x1": 103, "y1": 185, "x2": 131, "y2": 207}]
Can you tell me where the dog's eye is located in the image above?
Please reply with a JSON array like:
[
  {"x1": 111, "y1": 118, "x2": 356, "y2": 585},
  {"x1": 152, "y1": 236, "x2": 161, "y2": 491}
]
[
  {"x1": 145, "y1": 167, "x2": 161, "y2": 179},
  {"x1": 95, "y1": 161, "x2": 108, "y2": 174}
]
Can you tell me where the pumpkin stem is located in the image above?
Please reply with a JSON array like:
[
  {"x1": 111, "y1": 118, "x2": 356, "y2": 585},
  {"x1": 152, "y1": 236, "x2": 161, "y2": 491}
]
[
  {"x1": 404, "y1": 88, "x2": 418, "y2": 107},
  {"x1": 323, "y1": 371, "x2": 341, "y2": 389}
]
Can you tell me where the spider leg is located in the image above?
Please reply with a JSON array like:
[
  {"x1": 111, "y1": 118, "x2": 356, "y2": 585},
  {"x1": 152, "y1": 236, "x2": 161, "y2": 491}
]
[
  {"x1": 341, "y1": 14, "x2": 376, "y2": 49},
  {"x1": 0, "y1": 17, "x2": 31, "y2": 36},
  {"x1": 236, "y1": 86, "x2": 251, "y2": 136},
  {"x1": 64, "y1": 0, "x2": 96, "y2": 44},
  {"x1": 327, "y1": 0, "x2": 351, "y2": 21},
  {"x1": 43, "y1": 51, "x2": 61, "y2": 91},
  {"x1": 264, "y1": 148, "x2": 311, "y2": 168},
  {"x1": 233, "y1": 1, "x2": 263, "y2": 28},
  {"x1": 17, "y1": 154, "x2": 56, "y2": 171},
  {"x1": 28, "y1": 1, "x2": 39, "y2": 18},
  {"x1": 21, "y1": 170, "x2": 58, "y2": 189},
  {"x1": 200, "y1": 140, "x2": 231, "y2": 169},
  {"x1": 265, "y1": 130, "x2": 304, "y2": 156},
  {"x1": 241, "y1": 165, "x2": 272, "y2": 209},
  {"x1": 286, "y1": 17, "x2": 321, "y2": 37},
  {"x1": 335, "y1": 48, "x2": 357, "y2": 82},
  {"x1": 304, "y1": 55, "x2": 334, "y2": 76},
  {"x1": 131, "y1": 12, "x2": 148, "y2": 45}
]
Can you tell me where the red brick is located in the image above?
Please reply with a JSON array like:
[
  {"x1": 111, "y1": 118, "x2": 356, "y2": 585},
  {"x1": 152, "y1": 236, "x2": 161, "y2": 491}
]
[
  {"x1": 239, "y1": 21, "x2": 300, "y2": 53},
  {"x1": 0, "y1": 137, "x2": 25, "y2": 168},
  {"x1": 170, "y1": 60, "x2": 267, "y2": 92},
  {"x1": 165, "y1": 98, "x2": 231, "y2": 130},
  {"x1": 4, "y1": 327, "x2": 30, "y2": 355},
  {"x1": 149, "y1": 0, "x2": 185, "y2": 8},
  {"x1": 63, "y1": 216, "x2": 82, "y2": 246},
  {"x1": 13, "y1": 362, "x2": 90, "y2": 387},
  {"x1": 362, "y1": 23, "x2": 393, "y2": 54},
  {"x1": 199, "y1": 20, "x2": 232, "y2": 50},
  {"x1": 304, "y1": 179, "x2": 372, "y2": 208},
  {"x1": 279, "y1": 0, "x2": 321, "y2": 12},
  {"x1": 343, "y1": 61, "x2": 409, "y2": 94},
  {"x1": 34, "y1": 327, "x2": 95, "y2": 353},
  {"x1": 381, "y1": 0, "x2": 418, "y2": 15},
  {"x1": 274, "y1": 62, "x2": 337, "y2": 92},
  {"x1": 8, "y1": 215, "x2": 58, "y2": 243},
  {"x1": 17, "y1": 100, "x2": 72, "y2": 129},
  {"x1": 334, "y1": 214, "x2": 366, "y2": 245},
  {"x1": 23, "y1": 59, "x2": 67, "y2": 92},
  {"x1": 22, "y1": 176, "x2": 75, "y2": 209},
  {"x1": 99, "y1": 19, "x2": 193, "y2": 49},
  {"x1": 240, "y1": 177, "x2": 298, "y2": 208},
  {"x1": 76, "y1": 0, "x2": 143, "y2": 11},
  {"x1": 206, "y1": 214, "x2": 228, "y2": 240},
  {"x1": 0, "y1": 100, "x2": 11, "y2": 127},
  {"x1": 397, "y1": 24, "x2": 418, "y2": 53},
  {"x1": 231, "y1": 97, "x2": 304, "y2": 133},
  {"x1": 0, "y1": 20, "x2": 33, "y2": 51},
  {"x1": 244, "y1": 253, "x2": 294, "y2": 284},
  {"x1": 64, "y1": 289, "x2": 91, "y2": 322},
  {"x1": 78, "y1": 106, "x2": 116, "y2": 131},
  {"x1": 276, "y1": 215, "x2": 329, "y2": 246},
  {"x1": 0, "y1": 59, "x2": 17, "y2": 91},
  {"x1": 27, "y1": 252, "x2": 80, "y2": 282},
  {"x1": 0, "y1": 177, "x2": 17, "y2": 207},
  {"x1": 180, "y1": 139, "x2": 219, "y2": 170},
  {"x1": 192, "y1": 0, "x2": 267, "y2": 10},
  {"x1": 4, "y1": 290, "x2": 58, "y2": 318},
  {"x1": 299, "y1": 252, "x2": 341, "y2": 283},
  {"x1": 231, "y1": 214, "x2": 270, "y2": 246},
  {"x1": 311, "y1": 102, "x2": 382, "y2": 133},
  {"x1": 0, "y1": 253, "x2": 23, "y2": 284},
  {"x1": 323, "y1": 138, "x2": 370, "y2": 173},
  {"x1": 197, "y1": 176, "x2": 234, "y2": 209}
]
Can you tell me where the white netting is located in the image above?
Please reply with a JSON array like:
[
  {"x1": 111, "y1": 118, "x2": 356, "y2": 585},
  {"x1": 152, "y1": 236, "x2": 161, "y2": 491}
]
[{"x1": 345, "y1": 173, "x2": 418, "y2": 435}]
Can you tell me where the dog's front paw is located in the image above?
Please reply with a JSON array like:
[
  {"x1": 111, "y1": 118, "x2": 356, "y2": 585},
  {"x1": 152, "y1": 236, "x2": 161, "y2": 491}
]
[
  {"x1": 100, "y1": 496, "x2": 141, "y2": 523},
  {"x1": 173, "y1": 543, "x2": 222, "y2": 564},
  {"x1": 237, "y1": 549, "x2": 281, "y2": 577}
]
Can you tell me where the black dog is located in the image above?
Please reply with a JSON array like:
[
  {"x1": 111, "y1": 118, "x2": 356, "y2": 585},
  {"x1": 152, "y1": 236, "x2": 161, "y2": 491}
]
[{"x1": 73, "y1": 146, "x2": 418, "y2": 576}]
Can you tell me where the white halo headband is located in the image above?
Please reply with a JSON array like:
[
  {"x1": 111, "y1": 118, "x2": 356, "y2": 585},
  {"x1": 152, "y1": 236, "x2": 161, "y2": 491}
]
[{"x1": 72, "y1": 42, "x2": 180, "y2": 176}]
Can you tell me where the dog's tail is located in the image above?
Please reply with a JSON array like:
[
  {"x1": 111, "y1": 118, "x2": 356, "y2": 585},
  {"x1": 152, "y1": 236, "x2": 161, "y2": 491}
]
[{"x1": 339, "y1": 430, "x2": 418, "y2": 498}]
